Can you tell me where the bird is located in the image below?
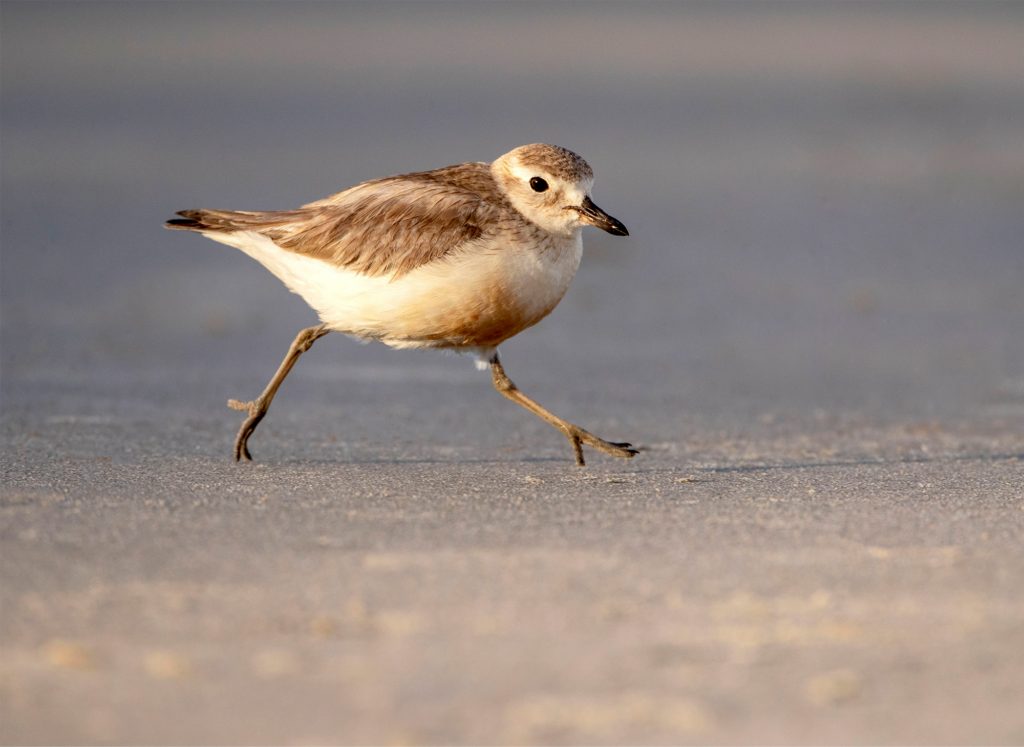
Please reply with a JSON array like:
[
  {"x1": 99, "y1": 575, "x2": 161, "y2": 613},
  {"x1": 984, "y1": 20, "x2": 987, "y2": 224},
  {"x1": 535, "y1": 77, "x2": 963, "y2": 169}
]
[{"x1": 165, "y1": 143, "x2": 636, "y2": 466}]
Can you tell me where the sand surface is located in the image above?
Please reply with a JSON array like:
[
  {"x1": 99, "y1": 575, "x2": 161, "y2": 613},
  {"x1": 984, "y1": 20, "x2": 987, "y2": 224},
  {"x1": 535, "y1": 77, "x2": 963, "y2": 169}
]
[{"x1": 2, "y1": 3, "x2": 1023, "y2": 743}]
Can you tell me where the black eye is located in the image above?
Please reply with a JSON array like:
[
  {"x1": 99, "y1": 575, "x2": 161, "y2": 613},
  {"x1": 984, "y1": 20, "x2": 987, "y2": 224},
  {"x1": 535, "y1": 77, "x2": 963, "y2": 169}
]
[{"x1": 529, "y1": 176, "x2": 548, "y2": 193}]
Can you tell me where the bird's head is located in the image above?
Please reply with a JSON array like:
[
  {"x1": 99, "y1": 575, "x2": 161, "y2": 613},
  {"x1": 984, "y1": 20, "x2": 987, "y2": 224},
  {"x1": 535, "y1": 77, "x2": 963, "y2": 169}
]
[{"x1": 492, "y1": 144, "x2": 628, "y2": 238}]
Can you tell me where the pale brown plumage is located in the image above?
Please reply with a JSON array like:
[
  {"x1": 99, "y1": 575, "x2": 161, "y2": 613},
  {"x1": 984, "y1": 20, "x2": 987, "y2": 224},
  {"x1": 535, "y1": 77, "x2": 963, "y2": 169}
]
[
  {"x1": 172, "y1": 162, "x2": 524, "y2": 278},
  {"x1": 515, "y1": 143, "x2": 594, "y2": 183},
  {"x1": 167, "y1": 144, "x2": 613, "y2": 280}
]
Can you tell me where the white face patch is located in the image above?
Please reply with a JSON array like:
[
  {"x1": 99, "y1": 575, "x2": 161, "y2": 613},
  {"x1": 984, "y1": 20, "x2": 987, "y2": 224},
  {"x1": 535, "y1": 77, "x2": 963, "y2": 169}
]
[
  {"x1": 503, "y1": 160, "x2": 593, "y2": 237},
  {"x1": 560, "y1": 182, "x2": 591, "y2": 209}
]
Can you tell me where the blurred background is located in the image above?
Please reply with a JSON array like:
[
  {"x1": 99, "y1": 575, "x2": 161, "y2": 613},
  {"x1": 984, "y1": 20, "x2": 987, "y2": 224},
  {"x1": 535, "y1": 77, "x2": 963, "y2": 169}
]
[
  {"x1": 2, "y1": 2, "x2": 1024, "y2": 744},
  {"x1": 3, "y1": 1, "x2": 1022, "y2": 433}
]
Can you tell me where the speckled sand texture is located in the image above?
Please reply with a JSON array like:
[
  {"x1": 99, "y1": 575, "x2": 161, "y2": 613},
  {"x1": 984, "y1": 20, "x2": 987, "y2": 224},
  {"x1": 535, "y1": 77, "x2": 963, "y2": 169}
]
[{"x1": 2, "y1": 3, "x2": 1023, "y2": 744}]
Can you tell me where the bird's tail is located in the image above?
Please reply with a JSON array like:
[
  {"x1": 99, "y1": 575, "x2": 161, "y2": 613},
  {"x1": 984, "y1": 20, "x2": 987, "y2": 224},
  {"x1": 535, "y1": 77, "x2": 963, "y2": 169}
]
[
  {"x1": 164, "y1": 209, "x2": 301, "y2": 233},
  {"x1": 164, "y1": 209, "x2": 226, "y2": 232}
]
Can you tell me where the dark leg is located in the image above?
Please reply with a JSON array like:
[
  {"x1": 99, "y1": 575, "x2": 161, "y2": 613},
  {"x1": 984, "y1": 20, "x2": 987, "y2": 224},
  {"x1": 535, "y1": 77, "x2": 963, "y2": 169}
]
[
  {"x1": 489, "y1": 352, "x2": 637, "y2": 466},
  {"x1": 227, "y1": 324, "x2": 330, "y2": 461}
]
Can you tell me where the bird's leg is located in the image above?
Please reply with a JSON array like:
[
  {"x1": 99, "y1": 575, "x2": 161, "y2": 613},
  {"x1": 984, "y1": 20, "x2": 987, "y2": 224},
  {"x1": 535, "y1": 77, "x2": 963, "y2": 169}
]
[
  {"x1": 227, "y1": 324, "x2": 331, "y2": 461},
  {"x1": 488, "y1": 353, "x2": 637, "y2": 466}
]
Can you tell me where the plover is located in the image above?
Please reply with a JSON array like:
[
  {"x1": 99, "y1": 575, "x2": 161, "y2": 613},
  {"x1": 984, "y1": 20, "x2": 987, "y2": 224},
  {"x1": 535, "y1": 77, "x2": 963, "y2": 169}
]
[{"x1": 166, "y1": 143, "x2": 636, "y2": 465}]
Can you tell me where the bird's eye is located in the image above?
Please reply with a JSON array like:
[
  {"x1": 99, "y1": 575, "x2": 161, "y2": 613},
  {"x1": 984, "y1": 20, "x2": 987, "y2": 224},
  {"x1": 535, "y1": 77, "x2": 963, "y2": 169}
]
[{"x1": 529, "y1": 176, "x2": 549, "y2": 193}]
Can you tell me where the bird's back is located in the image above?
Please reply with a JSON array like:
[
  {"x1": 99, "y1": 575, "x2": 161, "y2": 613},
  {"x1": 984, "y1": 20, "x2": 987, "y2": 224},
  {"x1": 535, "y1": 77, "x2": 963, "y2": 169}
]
[{"x1": 167, "y1": 162, "x2": 516, "y2": 278}]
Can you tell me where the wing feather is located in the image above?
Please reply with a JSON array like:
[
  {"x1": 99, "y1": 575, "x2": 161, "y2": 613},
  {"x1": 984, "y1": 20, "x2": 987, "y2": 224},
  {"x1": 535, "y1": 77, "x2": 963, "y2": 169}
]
[
  {"x1": 168, "y1": 162, "x2": 509, "y2": 278},
  {"x1": 236, "y1": 163, "x2": 509, "y2": 278}
]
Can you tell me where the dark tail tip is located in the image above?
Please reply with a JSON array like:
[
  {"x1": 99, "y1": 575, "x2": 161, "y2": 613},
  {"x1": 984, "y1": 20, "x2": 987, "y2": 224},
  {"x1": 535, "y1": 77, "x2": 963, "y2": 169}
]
[{"x1": 164, "y1": 210, "x2": 205, "y2": 230}]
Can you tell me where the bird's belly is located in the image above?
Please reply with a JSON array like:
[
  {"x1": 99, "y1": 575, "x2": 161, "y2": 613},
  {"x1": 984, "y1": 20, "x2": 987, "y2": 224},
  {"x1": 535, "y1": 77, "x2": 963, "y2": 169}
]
[
  {"x1": 222, "y1": 230, "x2": 583, "y2": 350},
  {"x1": 376, "y1": 236, "x2": 583, "y2": 349}
]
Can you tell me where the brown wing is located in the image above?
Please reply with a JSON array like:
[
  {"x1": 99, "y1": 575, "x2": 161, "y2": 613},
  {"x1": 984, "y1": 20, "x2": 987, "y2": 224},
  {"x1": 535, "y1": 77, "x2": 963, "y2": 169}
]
[
  {"x1": 278, "y1": 163, "x2": 510, "y2": 277},
  {"x1": 167, "y1": 162, "x2": 510, "y2": 278}
]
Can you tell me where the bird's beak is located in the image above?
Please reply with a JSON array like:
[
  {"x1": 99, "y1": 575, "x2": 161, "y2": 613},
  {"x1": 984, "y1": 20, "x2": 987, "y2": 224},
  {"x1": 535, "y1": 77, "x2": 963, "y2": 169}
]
[{"x1": 572, "y1": 195, "x2": 629, "y2": 236}]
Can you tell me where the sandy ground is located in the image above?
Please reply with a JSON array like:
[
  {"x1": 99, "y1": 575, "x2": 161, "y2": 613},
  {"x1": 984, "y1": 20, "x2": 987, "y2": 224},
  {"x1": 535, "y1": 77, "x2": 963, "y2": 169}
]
[{"x1": 2, "y1": 3, "x2": 1023, "y2": 744}]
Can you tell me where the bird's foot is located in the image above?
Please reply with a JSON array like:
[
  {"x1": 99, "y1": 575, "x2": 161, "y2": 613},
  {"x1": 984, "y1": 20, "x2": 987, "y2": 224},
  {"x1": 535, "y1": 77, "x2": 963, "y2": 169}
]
[
  {"x1": 227, "y1": 397, "x2": 266, "y2": 462},
  {"x1": 561, "y1": 425, "x2": 638, "y2": 467}
]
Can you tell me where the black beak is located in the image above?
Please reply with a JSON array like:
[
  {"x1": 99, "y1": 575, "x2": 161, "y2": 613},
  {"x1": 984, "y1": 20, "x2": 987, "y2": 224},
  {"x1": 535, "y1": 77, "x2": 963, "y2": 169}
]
[{"x1": 574, "y1": 195, "x2": 629, "y2": 236}]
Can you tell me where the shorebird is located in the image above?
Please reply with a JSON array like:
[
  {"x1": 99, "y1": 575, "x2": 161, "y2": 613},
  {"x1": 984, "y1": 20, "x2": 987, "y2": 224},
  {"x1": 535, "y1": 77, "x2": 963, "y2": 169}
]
[{"x1": 166, "y1": 143, "x2": 636, "y2": 465}]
